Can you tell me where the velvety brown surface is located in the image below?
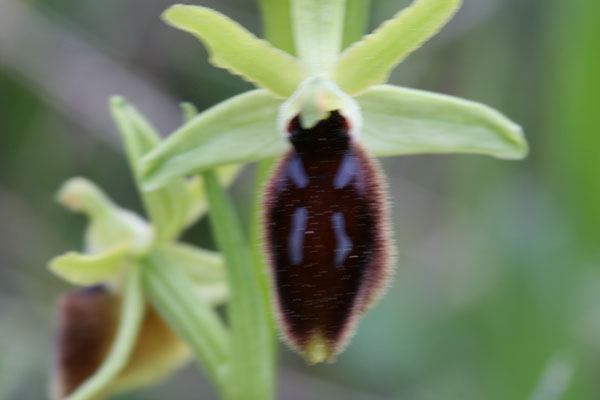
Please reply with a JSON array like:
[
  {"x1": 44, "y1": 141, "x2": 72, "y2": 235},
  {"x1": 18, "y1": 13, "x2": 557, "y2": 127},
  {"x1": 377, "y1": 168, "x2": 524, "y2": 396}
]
[
  {"x1": 53, "y1": 286, "x2": 119, "y2": 398},
  {"x1": 265, "y1": 111, "x2": 390, "y2": 353},
  {"x1": 52, "y1": 285, "x2": 189, "y2": 398}
]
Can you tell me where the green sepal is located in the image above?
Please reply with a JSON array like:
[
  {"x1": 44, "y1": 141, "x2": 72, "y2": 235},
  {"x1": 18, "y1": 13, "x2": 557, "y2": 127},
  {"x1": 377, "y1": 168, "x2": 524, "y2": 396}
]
[
  {"x1": 162, "y1": 5, "x2": 307, "y2": 97},
  {"x1": 57, "y1": 177, "x2": 153, "y2": 254},
  {"x1": 333, "y1": 0, "x2": 462, "y2": 95},
  {"x1": 49, "y1": 246, "x2": 129, "y2": 287},
  {"x1": 110, "y1": 97, "x2": 191, "y2": 242},
  {"x1": 140, "y1": 90, "x2": 285, "y2": 191},
  {"x1": 357, "y1": 84, "x2": 528, "y2": 159},
  {"x1": 139, "y1": 82, "x2": 526, "y2": 191},
  {"x1": 291, "y1": 0, "x2": 345, "y2": 74}
]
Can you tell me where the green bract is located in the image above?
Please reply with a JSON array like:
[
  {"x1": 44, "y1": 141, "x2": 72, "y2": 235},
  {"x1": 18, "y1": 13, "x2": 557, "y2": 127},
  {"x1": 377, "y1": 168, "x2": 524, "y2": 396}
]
[{"x1": 140, "y1": 0, "x2": 527, "y2": 192}]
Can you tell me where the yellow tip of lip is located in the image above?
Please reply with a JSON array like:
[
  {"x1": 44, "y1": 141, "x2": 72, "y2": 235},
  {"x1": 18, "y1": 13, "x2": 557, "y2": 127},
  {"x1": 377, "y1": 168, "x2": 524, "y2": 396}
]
[{"x1": 304, "y1": 332, "x2": 333, "y2": 364}]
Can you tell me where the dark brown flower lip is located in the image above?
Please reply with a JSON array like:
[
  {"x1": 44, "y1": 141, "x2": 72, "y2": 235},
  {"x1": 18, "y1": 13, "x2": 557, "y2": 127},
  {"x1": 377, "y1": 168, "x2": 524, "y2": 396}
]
[
  {"x1": 52, "y1": 285, "x2": 119, "y2": 399},
  {"x1": 51, "y1": 285, "x2": 190, "y2": 398},
  {"x1": 263, "y1": 111, "x2": 394, "y2": 363}
]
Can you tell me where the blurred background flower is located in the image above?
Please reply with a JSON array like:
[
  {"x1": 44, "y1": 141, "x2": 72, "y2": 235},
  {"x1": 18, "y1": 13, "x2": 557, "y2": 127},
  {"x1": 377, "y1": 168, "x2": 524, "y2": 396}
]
[{"x1": 0, "y1": 0, "x2": 598, "y2": 399}]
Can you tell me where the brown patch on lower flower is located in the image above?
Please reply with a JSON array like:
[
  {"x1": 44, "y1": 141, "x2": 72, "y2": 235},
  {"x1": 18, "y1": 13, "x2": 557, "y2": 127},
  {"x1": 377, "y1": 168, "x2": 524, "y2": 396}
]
[
  {"x1": 51, "y1": 286, "x2": 189, "y2": 399},
  {"x1": 52, "y1": 286, "x2": 119, "y2": 398}
]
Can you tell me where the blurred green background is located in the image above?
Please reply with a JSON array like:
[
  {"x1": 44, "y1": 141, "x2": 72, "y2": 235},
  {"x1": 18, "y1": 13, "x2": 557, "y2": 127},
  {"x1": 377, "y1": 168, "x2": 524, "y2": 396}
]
[{"x1": 1, "y1": 0, "x2": 599, "y2": 399}]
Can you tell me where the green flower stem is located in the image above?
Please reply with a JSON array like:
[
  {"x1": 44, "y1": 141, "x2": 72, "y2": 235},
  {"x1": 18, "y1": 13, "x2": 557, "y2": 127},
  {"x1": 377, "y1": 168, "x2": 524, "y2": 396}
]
[
  {"x1": 249, "y1": 158, "x2": 278, "y2": 360},
  {"x1": 65, "y1": 265, "x2": 144, "y2": 400},
  {"x1": 142, "y1": 253, "x2": 231, "y2": 389},
  {"x1": 203, "y1": 170, "x2": 274, "y2": 400},
  {"x1": 258, "y1": 0, "x2": 295, "y2": 54},
  {"x1": 342, "y1": 0, "x2": 371, "y2": 49}
]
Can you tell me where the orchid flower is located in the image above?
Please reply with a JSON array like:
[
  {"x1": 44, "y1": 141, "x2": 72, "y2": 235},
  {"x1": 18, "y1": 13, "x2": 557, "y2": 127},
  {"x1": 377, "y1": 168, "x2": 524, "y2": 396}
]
[
  {"x1": 47, "y1": 1, "x2": 527, "y2": 399},
  {"x1": 138, "y1": 0, "x2": 526, "y2": 362},
  {"x1": 48, "y1": 103, "x2": 234, "y2": 399}
]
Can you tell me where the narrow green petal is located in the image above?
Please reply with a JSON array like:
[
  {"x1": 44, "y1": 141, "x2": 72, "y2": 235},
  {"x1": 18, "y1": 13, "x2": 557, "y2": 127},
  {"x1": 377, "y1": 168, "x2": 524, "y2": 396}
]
[
  {"x1": 291, "y1": 0, "x2": 345, "y2": 74},
  {"x1": 49, "y1": 246, "x2": 129, "y2": 286},
  {"x1": 333, "y1": 0, "x2": 462, "y2": 95},
  {"x1": 356, "y1": 85, "x2": 528, "y2": 159},
  {"x1": 140, "y1": 90, "x2": 286, "y2": 191},
  {"x1": 64, "y1": 266, "x2": 144, "y2": 400},
  {"x1": 162, "y1": 5, "x2": 307, "y2": 97},
  {"x1": 57, "y1": 177, "x2": 153, "y2": 254},
  {"x1": 110, "y1": 97, "x2": 191, "y2": 242}
]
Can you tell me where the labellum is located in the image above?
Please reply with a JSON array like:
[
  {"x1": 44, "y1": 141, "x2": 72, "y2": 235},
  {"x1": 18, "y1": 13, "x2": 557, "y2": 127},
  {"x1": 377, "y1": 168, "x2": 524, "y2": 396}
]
[
  {"x1": 51, "y1": 285, "x2": 189, "y2": 399},
  {"x1": 264, "y1": 106, "x2": 393, "y2": 363}
]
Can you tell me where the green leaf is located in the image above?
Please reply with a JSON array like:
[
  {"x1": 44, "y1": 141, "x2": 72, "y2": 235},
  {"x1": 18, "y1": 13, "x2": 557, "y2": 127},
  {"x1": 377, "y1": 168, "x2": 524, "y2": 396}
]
[
  {"x1": 142, "y1": 253, "x2": 231, "y2": 391},
  {"x1": 57, "y1": 177, "x2": 153, "y2": 254},
  {"x1": 356, "y1": 84, "x2": 528, "y2": 159},
  {"x1": 65, "y1": 266, "x2": 144, "y2": 400},
  {"x1": 49, "y1": 246, "x2": 129, "y2": 286},
  {"x1": 140, "y1": 90, "x2": 285, "y2": 191},
  {"x1": 291, "y1": 0, "x2": 345, "y2": 74},
  {"x1": 334, "y1": 0, "x2": 462, "y2": 95},
  {"x1": 157, "y1": 243, "x2": 228, "y2": 306},
  {"x1": 203, "y1": 170, "x2": 274, "y2": 400},
  {"x1": 162, "y1": 5, "x2": 307, "y2": 97},
  {"x1": 110, "y1": 97, "x2": 191, "y2": 242}
]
